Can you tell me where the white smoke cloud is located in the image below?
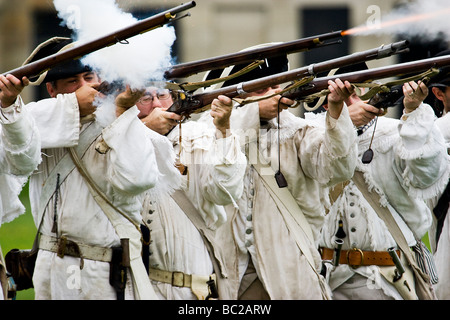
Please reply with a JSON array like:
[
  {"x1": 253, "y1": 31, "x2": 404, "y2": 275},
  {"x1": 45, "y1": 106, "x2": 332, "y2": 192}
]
[
  {"x1": 360, "y1": 0, "x2": 450, "y2": 41},
  {"x1": 53, "y1": 0, "x2": 176, "y2": 89}
]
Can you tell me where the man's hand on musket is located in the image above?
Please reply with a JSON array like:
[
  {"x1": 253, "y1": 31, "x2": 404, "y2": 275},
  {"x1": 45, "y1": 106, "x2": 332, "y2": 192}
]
[
  {"x1": 403, "y1": 80, "x2": 428, "y2": 113},
  {"x1": 76, "y1": 82, "x2": 101, "y2": 117},
  {"x1": 346, "y1": 93, "x2": 380, "y2": 127},
  {"x1": 115, "y1": 85, "x2": 145, "y2": 117},
  {"x1": 257, "y1": 86, "x2": 295, "y2": 121},
  {"x1": 327, "y1": 79, "x2": 354, "y2": 119},
  {"x1": 211, "y1": 95, "x2": 233, "y2": 138},
  {"x1": 141, "y1": 107, "x2": 182, "y2": 135},
  {"x1": 0, "y1": 74, "x2": 29, "y2": 108}
]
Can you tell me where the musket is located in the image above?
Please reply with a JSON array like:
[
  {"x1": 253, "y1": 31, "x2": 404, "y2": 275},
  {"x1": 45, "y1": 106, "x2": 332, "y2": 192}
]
[
  {"x1": 2, "y1": 1, "x2": 196, "y2": 80},
  {"x1": 284, "y1": 53, "x2": 450, "y2": 104},
  {"x1": 164, "y1": 30, "x2": 344, "y2": 79},
  {"x1": 166, "y1": 40, "x2": 409, "y2": 116}
]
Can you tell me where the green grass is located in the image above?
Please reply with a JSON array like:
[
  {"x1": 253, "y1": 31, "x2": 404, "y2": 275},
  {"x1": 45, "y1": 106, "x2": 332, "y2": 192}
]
[{"x1": 0, "y1": 182, "x2": 36, "y2": 300}]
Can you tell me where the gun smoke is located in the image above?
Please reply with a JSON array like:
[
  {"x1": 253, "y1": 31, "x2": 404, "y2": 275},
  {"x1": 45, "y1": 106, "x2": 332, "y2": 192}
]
[
  {"x1": 53, "y1": 0, "x2": 176, "y2": 89},
  {"x1": 359, "y1": 0, "x2": 450, "y2": 42},
  {"x1": 52, "y1": 0, "x2": 177, "y2": 126}
]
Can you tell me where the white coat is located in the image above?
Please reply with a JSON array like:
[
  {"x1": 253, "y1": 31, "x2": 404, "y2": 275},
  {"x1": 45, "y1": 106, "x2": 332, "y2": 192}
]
[
  {"x1": 430, "y1": 111, "x2": 450, "y2": 300},
  {"x1": 0, "y1": 97, "x2": 41, "y2": 224},
  {"x1": 0, "y1": 97, "x2": 41, "y2": 300}
]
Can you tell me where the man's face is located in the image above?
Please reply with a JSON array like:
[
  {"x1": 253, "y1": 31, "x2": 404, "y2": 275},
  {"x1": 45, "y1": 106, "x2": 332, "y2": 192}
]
[
  {"x1": 47, "y1": 71, "x2": 99, "y2": 96},
  {"x1": 136, "y1": 87, "x2": 174, "y2": 119}
]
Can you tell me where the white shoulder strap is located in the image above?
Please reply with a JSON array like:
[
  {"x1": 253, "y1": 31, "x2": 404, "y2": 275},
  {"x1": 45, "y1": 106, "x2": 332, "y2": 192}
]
[
  {"x1": 68, "y1": 145, "x2": 157, "y2": 300},
  {"x1": 252, "y1": 161, "x2": 316, "y2": 260},
  {"x1": 352, "y1": 170, "x2": 437, "y2": 300},
  {"x1": 35, "y1": 122, "x2": 103, "y2": 232},
  {"x1": 252, "y1": 155, "x2": 330, "y2": 299}
]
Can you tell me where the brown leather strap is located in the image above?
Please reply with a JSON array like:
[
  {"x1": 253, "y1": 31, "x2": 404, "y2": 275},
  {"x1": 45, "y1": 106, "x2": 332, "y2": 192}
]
[{"x1": 321, "y1": 247, "x2": 400, "y2": 268}]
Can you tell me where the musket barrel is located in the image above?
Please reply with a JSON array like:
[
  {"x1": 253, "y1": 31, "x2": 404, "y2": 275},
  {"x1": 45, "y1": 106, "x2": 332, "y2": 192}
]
[
  {"x1": 164, "y1": 30, "x2": 343, "y2": 79},
  {"x1": 3, "y1": 1, "x2": 196, "y2": 80}
]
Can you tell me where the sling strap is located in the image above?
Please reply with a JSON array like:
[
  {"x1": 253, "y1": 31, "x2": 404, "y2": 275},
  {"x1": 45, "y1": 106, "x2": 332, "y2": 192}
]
[
  {"x1": 68, "y1": 146, "x2": 157, "y2": 300},
  {"x1": 252, "y1": 154, "x2": 331, "y2": 300},
  {"x1": 36, "y1": 122, "x2": 103, "y2": 231},
  {"x1": 352, "y1": 170, "x2": 437, "y2": 300},
  {"x1": 30, "y1": 122, "x2": 103, "y2": 255},
  {"x1": 170, "y1": 189, "x2": 226, "y2": 300}
]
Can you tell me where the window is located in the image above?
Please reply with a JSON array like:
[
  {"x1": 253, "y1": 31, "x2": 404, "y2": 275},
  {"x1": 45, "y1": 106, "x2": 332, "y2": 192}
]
[{"x1": 301, "y1": 7, "x2": 350, "y2": 71}]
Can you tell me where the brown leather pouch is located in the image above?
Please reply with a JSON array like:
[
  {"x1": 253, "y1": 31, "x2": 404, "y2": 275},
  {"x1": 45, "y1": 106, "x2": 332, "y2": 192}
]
[{"x1": 5, "y1": 249, "x2": 36, "y2": 291}]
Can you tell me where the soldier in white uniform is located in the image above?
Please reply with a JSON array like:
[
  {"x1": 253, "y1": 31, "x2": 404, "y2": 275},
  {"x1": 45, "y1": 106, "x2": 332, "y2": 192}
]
[
  {"x1": 119, "y1": 86, "x2": 246, "y2": 300},
  {"x1": 16, "y1": 37, "x2": 161, "y2": 300},
  {"x1": 0, "y1": 74, "x2": 41, "y2": 300},
  {"x1": 201, "y1": 50, "x2": 358, "y2": 299},
  {"x1": 320, "y1": 79, "x2": 449, "y2": 300},
  {"x1": 424, "y1": 56, "x2": 450, "y2": 300}
]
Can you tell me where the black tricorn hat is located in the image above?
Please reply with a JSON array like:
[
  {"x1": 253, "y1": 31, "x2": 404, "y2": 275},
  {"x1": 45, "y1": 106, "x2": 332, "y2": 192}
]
[
  {"x1": 429, "y1": 49, "x2": 450, "y2": 88},
  {"x1": 23, "y1": 37, "x2": 92, "y2": 85}
]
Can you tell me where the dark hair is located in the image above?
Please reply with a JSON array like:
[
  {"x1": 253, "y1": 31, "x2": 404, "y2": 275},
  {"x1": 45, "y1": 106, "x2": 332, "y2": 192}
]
[{"x1": 431, "y1": 86, "x2": 446, "y2": 118}]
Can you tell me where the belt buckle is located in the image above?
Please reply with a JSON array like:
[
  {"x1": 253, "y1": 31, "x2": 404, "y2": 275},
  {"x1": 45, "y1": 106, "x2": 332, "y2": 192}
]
[
  {"x1": 172, "y1": 271, "x2": 185, "y2": 287},
  {"x1": 347, "y1": 248, "x2": 364, "y2": 269}
]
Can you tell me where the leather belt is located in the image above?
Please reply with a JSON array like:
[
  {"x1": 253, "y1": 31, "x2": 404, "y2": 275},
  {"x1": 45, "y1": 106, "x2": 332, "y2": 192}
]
[
  {"x1": 321, "y1": 247, "x2": 400, "y2": 268},
  {"x1": 149, "y1": 267, "x2": 192, "y2": 287},
  {"x1": 148, "y1": 267, "x2": 214, "y2": 288},
  {"x1": 39, "y1": 234, "x2": 113, "y2": 263}
]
